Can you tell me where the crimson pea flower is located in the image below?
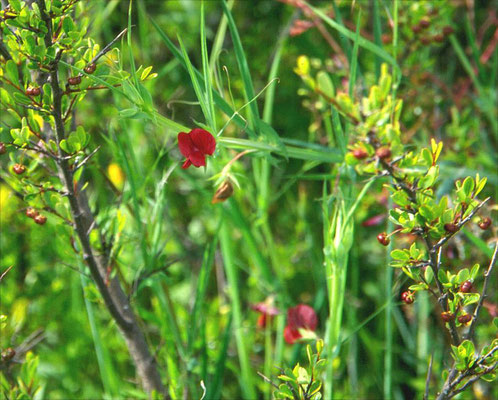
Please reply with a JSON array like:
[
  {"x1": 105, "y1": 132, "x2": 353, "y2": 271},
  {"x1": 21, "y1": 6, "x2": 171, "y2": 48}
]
[
  {"x1": 284, "y1": 304, "x2": 318, "y2": 344},
  {"x1": 251, "y1": 300, "x2": 280, "y2": 329},
  {"x1": 177, "y1": 128, "x2": 216, "y2": 169}
]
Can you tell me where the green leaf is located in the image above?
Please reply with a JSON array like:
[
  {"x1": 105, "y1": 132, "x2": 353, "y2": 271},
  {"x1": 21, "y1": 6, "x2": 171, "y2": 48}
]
[
  {"x1": 62, "y1": 15, "x2": 75, "y2": 34},
  {"x1": 316, "y1": 71, "x2": 335, "y2": 98},
  {"x1": 462, "y1": 176, "x2": 475, "y2": 196},
  {"x1": 59, "y1": 139, "x2": 71, "y2": 154},
  {"x1": 391, "y1": 249, "x2": 409, "y2": 261}
]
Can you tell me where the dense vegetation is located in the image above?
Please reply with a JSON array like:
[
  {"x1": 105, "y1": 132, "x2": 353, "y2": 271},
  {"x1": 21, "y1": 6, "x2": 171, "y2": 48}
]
[{"x1": 1, "y1": 1, "x2": 496, "y2": 399}]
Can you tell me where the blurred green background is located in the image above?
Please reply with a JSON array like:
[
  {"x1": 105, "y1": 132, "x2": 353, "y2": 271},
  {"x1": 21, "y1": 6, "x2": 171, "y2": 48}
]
[{"x1": 1, "y1": 0, "x2": 497, "y2": 398}]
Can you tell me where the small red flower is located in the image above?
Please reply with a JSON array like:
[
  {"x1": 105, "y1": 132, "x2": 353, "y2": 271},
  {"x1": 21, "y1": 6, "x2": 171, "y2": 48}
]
[
  {"x1": 251, "y1": 300, "x2": 279, "y2": 329},
  {"x1": 284, "y1": 304, "x2": 318, "y2": 344},
  {"x1": 177, "y1": 128, "x2": 216, "y2": 169}
]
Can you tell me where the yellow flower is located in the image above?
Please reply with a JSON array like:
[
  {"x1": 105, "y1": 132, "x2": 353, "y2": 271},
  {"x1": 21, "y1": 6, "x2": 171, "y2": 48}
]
[{"x1": 107, "y1": 163, "x2": 125, "y2": 190}]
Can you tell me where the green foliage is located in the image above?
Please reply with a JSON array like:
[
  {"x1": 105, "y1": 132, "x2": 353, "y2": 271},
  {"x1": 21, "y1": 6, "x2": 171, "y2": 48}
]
[
  {"x1": 1, "y1": 0, "x2": 496, "y2": 399},
  {"x1": 275, "y1": 340, "x2": 326, "y2": 400}
]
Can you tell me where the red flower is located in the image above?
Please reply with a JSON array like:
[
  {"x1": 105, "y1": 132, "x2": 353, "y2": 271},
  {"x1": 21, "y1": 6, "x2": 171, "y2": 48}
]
[
  {"x1": 284, "y1": 304, "x2": 318, "y2": 344},
  {"x1": 177, "y1": 128, "x2": 216, "y2": 169},
  {"x1": 251, "y1": 300, "x2": 279, "y2": 329}
]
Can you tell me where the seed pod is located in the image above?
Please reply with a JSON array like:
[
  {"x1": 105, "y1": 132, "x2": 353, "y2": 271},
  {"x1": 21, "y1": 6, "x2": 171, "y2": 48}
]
[
  {"x1": 457, "y1": 313, "x2": 472, "y2": 324},
  {"x1": 352, "y1": 148, "x2": 368, "y2": 160},
  {"x1": 401, "y1": 291, "x2": 415, "y2": 304},
  {"x1": 376, "y1": 147, "x2": 391, "y2": 160},
  {"x1": 212, "y1": 180, "x2": 234, "y2": 204},
  {"x1": 84, "y1": 63, "x2": 96, "y2": 74},
  {"x1": 67, "y1": 76, "x2": 82, "y2": 86},
  {"x1": 459, "y1": 280, "x2": 472, "y2": 293},
  {"x1": 0, "y1": 142, "x2": 6, "y2": 155},
  {"x1": 1, "y1": 347, "x2": 15, "y2": 361},
  {"x1": 441, "y1": 311, "x2": 455, "y2": 322},
  {"x1": 13, "y1": 163, "x2": 26, "y2": 175},
  {"x1": 444, "y1": 223, "x2": 458, "y2": 233},
  {"x1": 26, "y1": 208, "x2": 38, "y2": 219},
  {"x1": 478, "y1": 217, "x2": 492, "y2": 230},
  {"x1": 377, "y1": 232, "x2": 390, "y2": 246},
  {"x1": 34, "y1": 214, "x2": 47, "y2": 225}
]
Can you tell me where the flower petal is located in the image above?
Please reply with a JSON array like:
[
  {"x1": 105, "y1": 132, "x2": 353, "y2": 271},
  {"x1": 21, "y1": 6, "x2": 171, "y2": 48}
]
[
  {"x1": 189, "y1": 150, "x2": 206, "y2": 167},
  {"x1": 190, "y1": 128, "x2": 216, "y2": 155},
  {"x1": 284, "y1": 325, "x2": 301, "y2": 344},
  {"x1": 178, "y1": 132, "x2": 194, "y2": 158},
  {"x1": 295, "y1": 304, "x2": 318, "y2": 331},
  {"x1": 287, "y1": 304, "x2": 318, "y2": 331},
  {"x1": 181, "y1": 159, "x2": 192, "y2": 169}
]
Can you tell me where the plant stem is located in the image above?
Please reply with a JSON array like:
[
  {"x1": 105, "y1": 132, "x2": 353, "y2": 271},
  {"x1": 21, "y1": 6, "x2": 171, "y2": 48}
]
[{"x1": 36, "y1": 0, "x2": 165, "y2": 395}]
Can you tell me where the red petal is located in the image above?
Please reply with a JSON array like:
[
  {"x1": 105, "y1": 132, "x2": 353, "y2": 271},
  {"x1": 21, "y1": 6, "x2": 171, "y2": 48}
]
[
  {"x1": 296, "y1": 304, "x2": 318, "y2": 331},
  {"x1": 287, "y1": 304, "x2": 317, "y2": 331},
  {"x1": 190, "y1": 128, "x2": 216, "y2": 155},
  {"x1": 178, "y1": 132, "x2": 194, "y2": 158},
  {"x1": 189, "y1": 150, "x2": 206, "y2": 167},
  {"x1": 284, "y1": 325, "x2": 301, "y2": 344},
  {"x1": 181, "y1": 159, "x2": 192, "y2": 169}
]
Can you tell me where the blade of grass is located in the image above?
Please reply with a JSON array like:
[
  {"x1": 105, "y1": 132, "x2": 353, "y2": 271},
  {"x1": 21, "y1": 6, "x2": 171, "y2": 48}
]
[
  {"x1": 373, "y1": 0, "x2": 383, "y2": 79},
  {"x1": 221, "y1": 0, "x2": 260, "y2": 136},
  {"x1": 79, "y1": 271, "x2": 119, "y2": 398},
  {"x1": 187, "y1": 236, "x2": 218, "y2": 352},
  {"x1": 219, "y1": 221, "x2": 256, "y2": 399},
  {"x1": 206, "y1": 313, "x2": 233, "y2": 400},
  {"x1": 305, "y1": 1, "x2": 400, "y2": 75},
  {"x1": 200, "y1": 1, "x2": 216, "y2": 132}
]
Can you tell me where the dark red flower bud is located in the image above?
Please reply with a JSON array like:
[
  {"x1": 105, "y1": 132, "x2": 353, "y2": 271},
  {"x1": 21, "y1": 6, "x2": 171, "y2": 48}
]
[
  {"x1": 377, "y1": 232, "x2": 390, "y2": 246},
  {"x1": 352, "y1": 148, "x2": 368, "y2": 160},
  {"x1": 420, "y1": 37, "x2": 431, "y2": 45},
  {"x1": 411, "y1": 24, "x2": 422, "y2": 34},
  {"x1": 376, "y1": 147, "x2": 391, "y2": 160},
  {"x1": 13, "y1": 163, "x2": 26, "y2": 175},
  {"x1": 26, "y1": 208, "x2": 38, "y2": 219},
  {"x1": 441, "y1": 311, "x2": 455, "y2": 322},
  {"x1": 444, "y1": 223, "x2": 458, "y2": 233},
  {"x1": 382, "y1": 34, "x2": 391, "y2": 44},
  {"x1": 0, "y1": 142, "x2": 6, "y2": 155},
  {"x1": 34, "y1": 214, "x2": 47, "y2": 225},
  {"x1": 433, "y1": 34, "x2": 445, "y2": 43},
  {"x1": 442, "y1": 26, "x2": 454, "y2": 36},
  {"x1": 478, "y1": 217, "x2": 492, "y2": 230},
  {"x1": 68, "y1": 76, "x2": 82, "y2": 86},
  {"x1": 459, "y1": 280, "x2": 472, "y2": 293},
  {"x1": 419, "y1": 18, "x2": 430, "y2": 29},
  {"x1": 84, "y1": 63, "x2": 96, "y2": 74},
  {"x1": 1, "y1": 347, "x2": 15, "y2": 361},
  {"x1": 457, "y1": 313, "x2": 472, "y2": 324},
  {"x1": 401, "y1": 291, "x2": 415, "y2": 304}
]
